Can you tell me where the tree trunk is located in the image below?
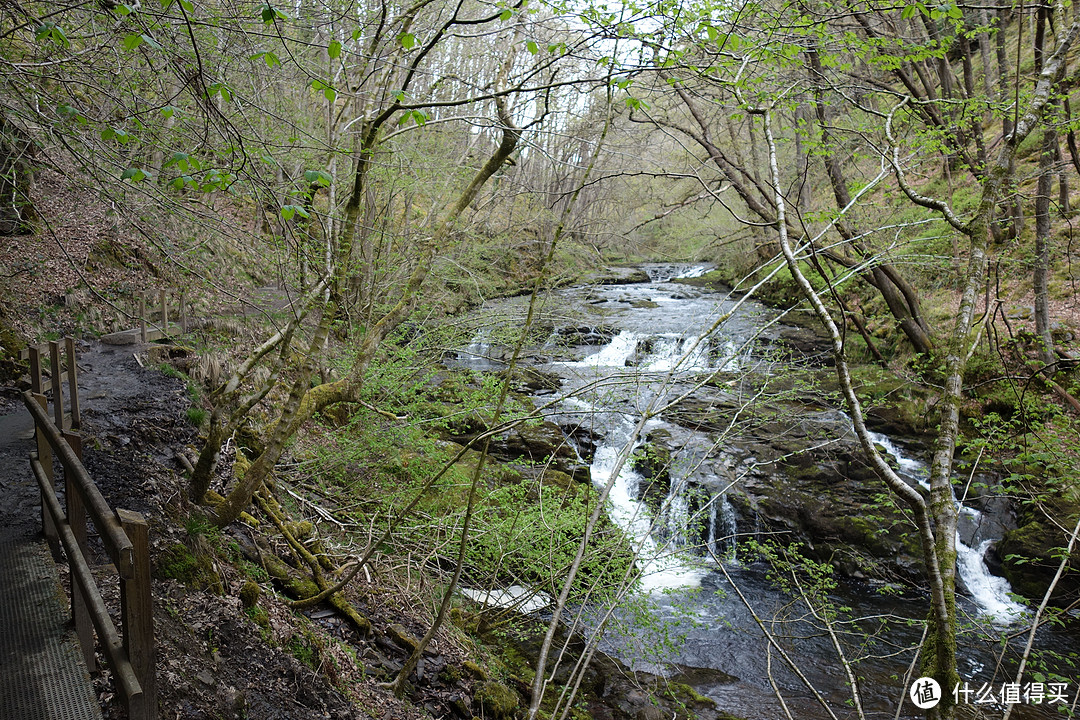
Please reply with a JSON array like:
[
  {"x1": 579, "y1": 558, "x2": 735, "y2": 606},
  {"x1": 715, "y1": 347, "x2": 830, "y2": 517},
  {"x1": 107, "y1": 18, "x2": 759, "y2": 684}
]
[
  {"x1": 1035, "y1": 123, "x2": 1056, "y2": 368},
  {"x1": 0, "y1": 113, "x2": 36, "y2": 236}
]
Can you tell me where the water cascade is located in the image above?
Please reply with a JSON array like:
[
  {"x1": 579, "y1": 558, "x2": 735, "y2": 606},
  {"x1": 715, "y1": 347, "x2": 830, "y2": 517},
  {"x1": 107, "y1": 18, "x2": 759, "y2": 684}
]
[
  {"x1": 451, "y1": 264, "x2": 1069, "y2": 718},
  {"x1": 868, "y1": 432, "x2": 1026, "y2": 623}
]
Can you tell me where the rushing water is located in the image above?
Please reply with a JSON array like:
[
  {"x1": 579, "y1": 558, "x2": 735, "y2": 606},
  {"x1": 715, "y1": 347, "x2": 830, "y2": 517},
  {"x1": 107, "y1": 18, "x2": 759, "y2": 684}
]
[{"x1": 453, "y1": 264, "x2": 1079, "y2": 719}]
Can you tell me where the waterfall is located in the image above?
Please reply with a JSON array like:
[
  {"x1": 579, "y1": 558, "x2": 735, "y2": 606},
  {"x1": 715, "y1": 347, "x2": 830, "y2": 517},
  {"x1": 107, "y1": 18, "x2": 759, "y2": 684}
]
[
  {"x1": 590, "y1": 442, "x2": 705, "y2": 591},
  {"x1": 641, "y1": 264, "x2": 711, "y2": 282},
  {"x1": 868, "y1": 431, "x2": 1026, "y2": 624}
]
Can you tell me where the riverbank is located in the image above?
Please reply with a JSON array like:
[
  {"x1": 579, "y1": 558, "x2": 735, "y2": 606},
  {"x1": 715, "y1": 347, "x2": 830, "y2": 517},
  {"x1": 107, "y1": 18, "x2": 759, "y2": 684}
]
[{"x1": 4, "y1": 259, "x2": 1079, "y2": 720}]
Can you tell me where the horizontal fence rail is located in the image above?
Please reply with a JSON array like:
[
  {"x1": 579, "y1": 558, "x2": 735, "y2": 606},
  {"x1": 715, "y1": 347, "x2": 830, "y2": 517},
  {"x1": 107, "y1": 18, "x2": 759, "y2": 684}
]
[{"x1": 22, "y1": 337, "x2": 156, "y2": 720}]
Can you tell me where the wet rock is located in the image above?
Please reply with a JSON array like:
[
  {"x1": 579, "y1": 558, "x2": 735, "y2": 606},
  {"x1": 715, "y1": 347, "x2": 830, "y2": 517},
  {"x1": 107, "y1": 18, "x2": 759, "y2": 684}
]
[
  {"x1": 498, "y1": 366, "x2": 561, "y2": 394},
  {"x1": 559, "y1": 421, "x2": 602, "y2": 462},
  {"x1": 485, "y1": 420, "x2": 589, "y2": 480},
  {"x1": 633, "y1": 429, "x2": 674, "y2": 506},
  {"x1": 725, "y1": 430, "x2": 927, "y2": 584},
  {"x1": 583, "y1": 267, "x2": 652, "y2": 285},
  {"x1": 555, "y1": 325, "x2": 617, "y2": 347},
  {"x1": 636, "y1": 706, "x2": 669, "y2": 720}
]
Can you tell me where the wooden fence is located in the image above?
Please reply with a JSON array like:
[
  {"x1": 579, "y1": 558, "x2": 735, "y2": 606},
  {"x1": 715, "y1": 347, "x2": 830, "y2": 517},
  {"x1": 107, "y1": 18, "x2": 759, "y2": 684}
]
[
  {"x1": 135, "y1": 289, "x2": 188, "y2": 342},
  {"x1": 23, "y1": 338, "x2": 156, "y2": 720}
]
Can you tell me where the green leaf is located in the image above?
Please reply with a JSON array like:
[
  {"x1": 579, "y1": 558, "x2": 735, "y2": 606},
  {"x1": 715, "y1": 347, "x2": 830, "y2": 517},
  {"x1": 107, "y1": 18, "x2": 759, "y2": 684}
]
[
  {"x1": 35, "y1": 22, "x2": 70, "y2": 48},
  {"x1": 209, "y1": 82, "x2": 232, "y2": 103},
  {"x1": 260, "y1": 3, "x2": 275, "y2": 21},
  {"x1": 499, "y1": 8, "x2": 512, "y2": 20},
  {"x1": 328, "y1": 40, "x2": 342, "y2": 59},
  {"x1": 526, "y1": 40, "x2": 538, "y2": 55},
  {"x1": 323, "y1": 87, "x2": 336, "y2": 102},
  {"x1": 179, "y1": 0, "x2": 193, "y2": 11},
  {"x1": 397, "y1": 109, "x2": 427, "y2": 126},
  {"x1": 399, "y1": 32, "x2": 416, "y2": 49},
  {"x1": 161, "y1": 105, "x2": 176, "y2": 118},
  {"x1": 102, "y1": 126, "x2": 131, "y2": 144},
  {"x1": 304, "y1": 169, "x2": 333, "y2": 187},
  {"x1": 121, "y1": 168, "x2": 149, "y2": 182},
  {"x1": 116, "y1": 4, "x2": 134, "y2": 15},
  {"x1": 122, "y1": 33, "x2": 143, "y2": 51},
  {"x1": 280, "y1": 204, "x2": 310, "y2": 221},
  {"x1": 141, "y1": 33, "x2": 162, "y2": 50},
  {"x1": 167, "y1": 152, "x2": 193, "y2": 170}
]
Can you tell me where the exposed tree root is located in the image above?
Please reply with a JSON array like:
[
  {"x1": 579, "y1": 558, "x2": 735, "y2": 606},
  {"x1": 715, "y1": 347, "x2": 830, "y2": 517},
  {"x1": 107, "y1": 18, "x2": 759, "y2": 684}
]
[{"x1": 227, "y1": 490, "x2": 373, "y2": 636}]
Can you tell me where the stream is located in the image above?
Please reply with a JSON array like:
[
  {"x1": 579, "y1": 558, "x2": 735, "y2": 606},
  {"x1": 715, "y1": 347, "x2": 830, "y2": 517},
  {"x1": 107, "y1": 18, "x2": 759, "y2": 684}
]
[{"x1": 453, "y1": 265, "x2": 1079, "y2": 719}]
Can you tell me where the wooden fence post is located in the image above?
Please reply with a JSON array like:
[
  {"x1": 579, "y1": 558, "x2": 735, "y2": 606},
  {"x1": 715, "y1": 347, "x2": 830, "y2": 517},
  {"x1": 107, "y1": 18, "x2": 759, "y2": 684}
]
[
  {"x1": 65, "y1": 430, "x2": 95, "y2": 670},
  {"x1": 159, "y1": 289, "x2": 168, "y2": 332},
  {"x1": 28, "y1": 347, "x2": 59, "y2": 558},
  {"x1": 65, "y1": 336, "x2": 80, "y2": 430},
  {"x1": 29, "y1": 345, "x2": 42, "y2": 394},
  {"x1": 179, "y1": 291, "x2": 187, "y2": 334},
  {"x1": 139, "y1": 292, "x2": 147, "y2": 343},
  {"x1": 49, "y1": 341, "x2": 64, "y2": 429},
  {"x1": 117, "y1": 509, "x2": 155, "y2": 720}
]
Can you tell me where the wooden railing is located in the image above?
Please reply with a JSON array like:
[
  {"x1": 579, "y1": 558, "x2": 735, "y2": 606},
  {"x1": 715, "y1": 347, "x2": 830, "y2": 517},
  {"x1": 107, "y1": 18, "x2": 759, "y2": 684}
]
[
  {"x1": 135, "y1": 289, "x2": 189, "y2": 342},
  {"x1": 23, "y1": 339, "x2": 156, "y2": 720}
]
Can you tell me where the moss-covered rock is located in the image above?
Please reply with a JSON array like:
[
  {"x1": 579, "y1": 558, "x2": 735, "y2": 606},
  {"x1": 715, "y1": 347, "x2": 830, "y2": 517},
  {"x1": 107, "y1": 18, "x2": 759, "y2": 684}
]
[
  {"x1": 238, "y1": 580, "x2": 260, "y2": 608},
  {"x1": 387, "y1": 623, "x2": 421, "y2": 654},
  {"x1": 156, "y1": 541, "x2": 224, "y2": 594},
  {"x1": 462, "y1": 660, "x2": 489, "y2": 680},
  {"x1": 473, "y1": 680, "x2": 519, "y2": 720}
]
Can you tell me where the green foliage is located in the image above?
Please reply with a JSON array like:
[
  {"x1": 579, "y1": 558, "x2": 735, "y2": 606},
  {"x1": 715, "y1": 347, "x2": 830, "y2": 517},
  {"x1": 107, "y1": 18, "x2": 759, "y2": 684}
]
[
  {"x1": 156, "y1": 540, "x2": 223, "y2": 593},
  {"x1": 463, "y1": 475, "x2": 635, "y2": 602},
  {"x1": 285, "y1": 630, "x2": 320, "y2": 669},
  {"x1": 186, "y1": 406, "x2": 207, "y2": 427}
]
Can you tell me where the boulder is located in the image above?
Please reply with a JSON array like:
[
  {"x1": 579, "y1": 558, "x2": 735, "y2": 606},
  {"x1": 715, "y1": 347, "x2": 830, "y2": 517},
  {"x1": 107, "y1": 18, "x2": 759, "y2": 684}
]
[
  {"x1": 487, "y1": 420, "x2": 590, "y2": 481},
  {"x1": 998, "y1": 509, "x2": 1080, "y2": 602}
]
